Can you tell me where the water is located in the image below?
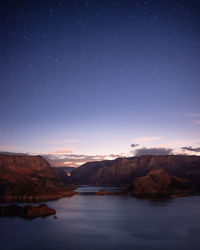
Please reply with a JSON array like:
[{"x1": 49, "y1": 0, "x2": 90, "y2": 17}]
[
  {"x1": 75, "y1": 185, "x2": 123, "y2": 193},
  {"x1": 1, "y1": 187, "x2": 200, "y2": 250}
]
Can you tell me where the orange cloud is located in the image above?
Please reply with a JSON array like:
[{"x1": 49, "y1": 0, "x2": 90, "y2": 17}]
[
  {"x1": 45, "y1": 153, "x2": 122, "y2": 167},
  {"x1": 56, "y1": 147, "x2": 73, "y2": 150},
  {"x1": 46, "y1": 139, "x2": 77, "y2": 144},
  {"x1": 51, "y1": 150, "x2": 73, "y2": 154},
  {"x1": 50, "y1": 146, "x2": 74, "y2": 154},
  {"x1": 0, "y1": 145, "x2": 19, "y2": 151},
  {"x1": 133, "y1": 137, "x2": 161, "y2": 143}
]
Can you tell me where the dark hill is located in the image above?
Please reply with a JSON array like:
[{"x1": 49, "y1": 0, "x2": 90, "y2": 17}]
[{"x1": 132, "y1": 169, "x2": 193, "y2": 198}]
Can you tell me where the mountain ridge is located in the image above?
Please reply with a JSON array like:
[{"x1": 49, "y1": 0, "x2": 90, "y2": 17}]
[{"x1": 68, "y1": 155, "x2": 200, "y2": 193}]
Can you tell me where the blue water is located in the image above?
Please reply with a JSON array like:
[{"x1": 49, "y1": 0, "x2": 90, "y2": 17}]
[{"x1": 1, "y1": 187, "x2": 200, "y2": 250}]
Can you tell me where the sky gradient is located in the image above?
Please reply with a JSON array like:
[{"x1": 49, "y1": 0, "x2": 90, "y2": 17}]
[{"x1": 1, "y1": 0, "x2": 200, "y2": 166}]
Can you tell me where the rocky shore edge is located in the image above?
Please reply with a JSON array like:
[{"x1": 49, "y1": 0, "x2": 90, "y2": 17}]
[
  {"x1": 0, "y1": 204, "x2": 56, "y2": 218},
  {"x1": 93, "y1": 169, "x2": 198, "y2": 198},
  {"x1": 0, "y1": 189, "x2": 77, "y2": 203}
]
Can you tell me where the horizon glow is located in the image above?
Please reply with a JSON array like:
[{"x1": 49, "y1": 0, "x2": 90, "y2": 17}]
[{"x1": 1, "y1": 0, "x2": 200, "y2": 166}]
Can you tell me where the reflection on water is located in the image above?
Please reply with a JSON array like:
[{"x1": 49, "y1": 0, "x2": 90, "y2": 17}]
[
  {"x1": 1, "y1": 187, "x2": 200, "y2": 250},
  {"x1": 76, "y1": 185, "x2": 123, "y2": 194}
]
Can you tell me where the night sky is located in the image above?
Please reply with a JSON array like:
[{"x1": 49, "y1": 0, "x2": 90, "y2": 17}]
[{"x1": 1, "y1": 0, "x2": 200, "y2": 166}]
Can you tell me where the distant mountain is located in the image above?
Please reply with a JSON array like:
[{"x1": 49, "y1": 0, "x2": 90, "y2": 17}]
[
  {"x1": 53, "y1": 166, "x2": 74, "y2": 184},
  {"x1": 0, "y1": 154, "x2": 76, "y2": 202},
  {"x1": 68, "y1": 155, "x2": 200, "y2": 197},
  {"x1": 1, "y1": 154, "x2": 200, "y2": 199}
]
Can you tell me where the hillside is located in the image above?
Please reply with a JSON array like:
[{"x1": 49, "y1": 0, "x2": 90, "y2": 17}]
[
  {"x1": 0, "y1": 154, "x2": 76, "y2": 202},
  {"x1": 68, "y1": 155, "x2": 200, "y2": 190}
]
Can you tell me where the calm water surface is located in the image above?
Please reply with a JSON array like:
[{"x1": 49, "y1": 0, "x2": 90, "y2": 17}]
[{"x1": 1, "y1": 187, "x2": 200, "y2": 250}]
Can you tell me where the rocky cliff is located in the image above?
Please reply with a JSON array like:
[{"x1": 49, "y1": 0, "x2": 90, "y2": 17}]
[
  {"x1": 0, "y1": 154, "x2": 76, "y2": 202},
  {"x1": 132, "y1": 169, "x2": 193, "y2": 197},
  {"x1": 69, "y1": 155, "x2": 200, "y2": 186},
  {"x1": 68, "y1": 155, "x2": 200, "y2": 196}
]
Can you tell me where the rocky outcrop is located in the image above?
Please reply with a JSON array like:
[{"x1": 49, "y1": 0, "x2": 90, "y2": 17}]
[
  {"x1": 0, "y1": 204, "x2": 56, "y2": 218},
  {"x1": 0, "y1": 154, "x2": 77, "y2": 202},
  {"x1": 0, "y1": 188, "x2": 77, "y2": 202},
  {"x1": 132, "y1": 169, "x2": 193, "y2": 198}
]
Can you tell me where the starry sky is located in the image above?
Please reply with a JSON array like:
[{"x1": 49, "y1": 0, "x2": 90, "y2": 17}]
[{"x1": 1, "y1": 0, "x2": 200, "y2": 166}]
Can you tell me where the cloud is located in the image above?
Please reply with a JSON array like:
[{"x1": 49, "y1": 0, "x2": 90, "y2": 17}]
[
  {"x1": 184, "y1": 112, "x2": 200, "y2": 125},
  {"x1": 186, "y1": 112, "x2": 200, "y2": 118},
  {"x1": 64, "y1": 161, "x2": 87, "y2": 166},
  {"x1": 49, "y1": 146, "x2": 74, "y2": 154},
  {"x1": 55, "y1": 147, "x2": 73, "y2": 150},
  {"x1": 134, "y1": 147, "x2": 173, "y2": 156},
  {"x1": 181, "y1": 146, "x2": 200, "y2": 152},
  {"x1": 131, "y1": 144, "x2": 139, "y2": 148},
  {"x1": 44, "y1": 153, "x2": 122, "y2": 167},
  {"x1": 50, "y1": 150, "x2": 73, "y2": 154},
  {"x1": 46, "y1": 139, "x2": 77, "y2": 145},
  {"x1": 133, "y1": 137, "x2": 161, "y2": 143},
  {"x1": 0, "y1": 145, "x2": 19, "y2": 151},
  {"x1": 195, "y1": 120, "x2": 200, "y2": 125}
]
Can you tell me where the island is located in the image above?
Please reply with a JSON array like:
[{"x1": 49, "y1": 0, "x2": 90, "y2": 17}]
[{"x1": 0, "y1": 204, "x2": 56, "y2": 218}]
